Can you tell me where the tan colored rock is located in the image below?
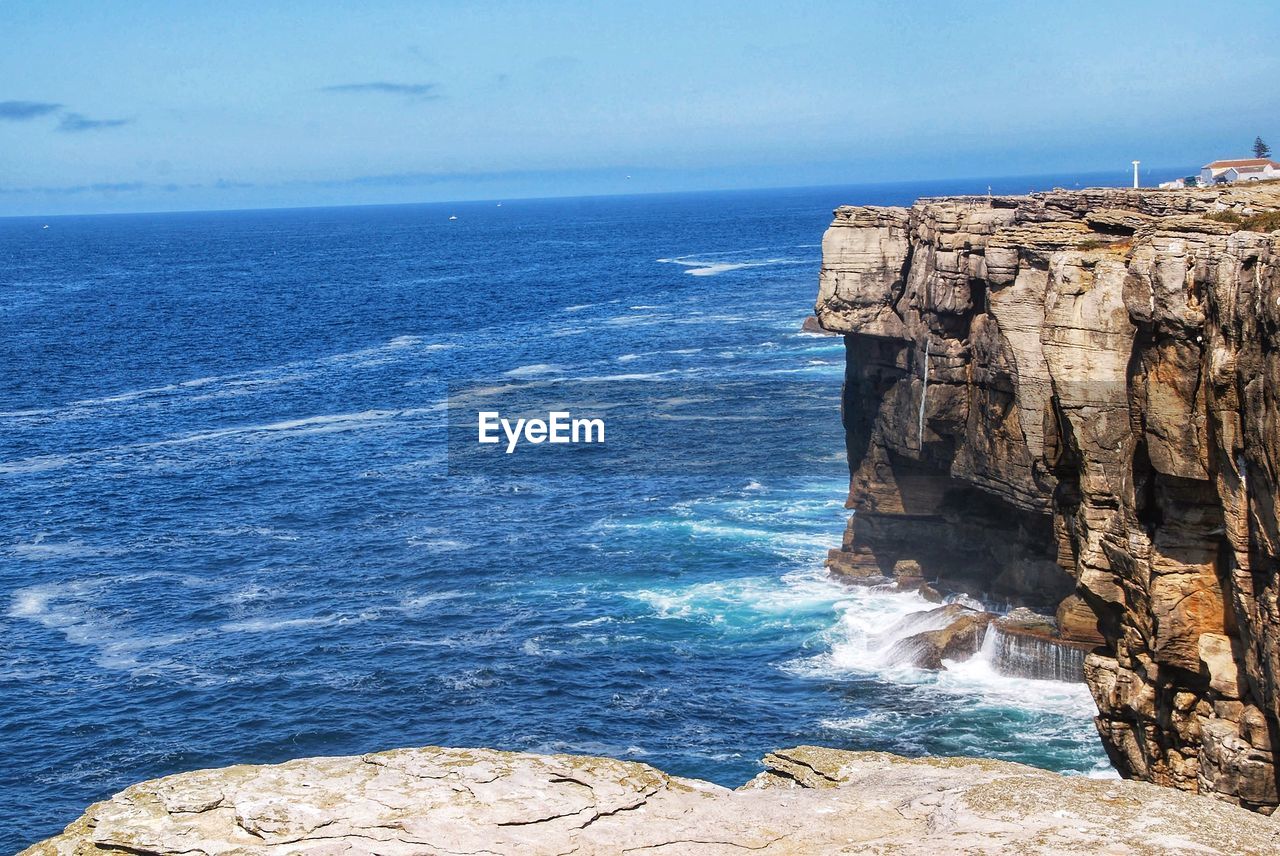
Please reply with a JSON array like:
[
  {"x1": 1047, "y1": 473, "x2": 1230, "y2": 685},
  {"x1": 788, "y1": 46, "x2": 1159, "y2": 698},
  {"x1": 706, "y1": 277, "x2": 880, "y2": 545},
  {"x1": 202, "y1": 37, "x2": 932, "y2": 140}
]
[
  {"x1": 891, "y1": 557, "x2": 924, "y2": 586},
  {"x1": 917, "y1": 581, "x2": 944, "y2": 602},
  {"x1": 815, "y1": 182, "x2": 1280, "y2": 811},
  {"x1": 884, "y1": 604, "x2": 996, "y2": 669},
  {"x1": 799, "y1": 314, "x2": 837, "y2": 336},
  {"x1": 23, "y1": 745, "x2": 1280, "y2": 856},
  {"x1": 1057, "y1": 593, "x2": 1105, "y2": 645},
  {"x1": 814, "y1": 206, "x2": 911, "y2": 336},
  {"x1": 1200, "y1": 633, "x2": 1242, "y2": 698}
]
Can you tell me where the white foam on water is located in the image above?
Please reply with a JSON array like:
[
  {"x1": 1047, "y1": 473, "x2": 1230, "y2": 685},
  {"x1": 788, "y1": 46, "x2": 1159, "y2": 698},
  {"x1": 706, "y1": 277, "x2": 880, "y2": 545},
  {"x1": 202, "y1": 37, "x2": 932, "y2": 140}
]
[
  {"x1": 623, "y1": 567, "x2": 849, "y2": 641},
  {"x1": 0, "y1": 404, "x2": 58, "y2": 418},
  {"x1": 503, "y1": 363, "x2": 565, "y2": 377},
  {"x1": 652, "y1": 413, "x2": 755, "y2": 422},
  {"x1": 207, "y1": 525, "x2": 300, "y2": 542},
  {"x1": 783, "y1": 586, "x2": 940, "y2": 677},
  {"x1": 0, "y1": 454, "x2": 75, "y2": 475},
  {"x1": 656, "y1": 245, "x2": 816, "y2": 277},
  {"x1": 674, "y1": 314, "x2": 749, "y2": 325},
  {"x1": 407, "y1": 537, "x2": 473, "y2": 552},
  {"x1": 399, "y1": 592, "x2": 463, "y2": 611},
  {"x1": 219, "y1": 616, "x2": 341, "y2": 633},
  {"x1": 794, "y1": 341, "x2": 846, "y2": 353},
  {"x1": 683, "y1": 258, "x2": 809, "y2": 277},
  {"x1": 9, "y1": 585, "x2": 58, "y2": 619},
  {"x1": 157, "y1": 409, "x2": 403, "y2": 445},
  {"x1": 8, "y1": 578, "x2": 205, "y2": 673},
  {"x1": 7, "y1": 535, "x2": 120, "y2": 559},
  {"x1": 568, "y1": 616, "x2": 614, "y2": 627},
  {"x1": 521, "y1": 637, "x2": 562, "y2": 657},
  {"x1": 939, "y1": 640, "x2": 1096, "y2": 714},
  {"x1": 183, "y1": 373, "x2": 312, "y2": 403},
  {"x1": 686, "y1": 262, "x2": 764, "y2": 276},
  {"x1": 602, "y1": 313, "x2": 666, "y2": 327},
  {"x1": 220, "y1": 583, "x2": 286, "y2": 605},
  {"x1": 601, "y1": 518, "x2": 835, "y2": 554},
  {"x1": 571, "y1": 370, "x2": 682, "y2": 383},
  {"x1": 440, "y1": 669, "x2": 504, "y2": 691},
  {"x1": 387, "y1": 335, "x2": 423, "y2": 347},
  {"x1": 3, "y1": 333, "x2": 449, "y2": 423},
  {"x1": 786, "y1": 585, "x2": 1104, "y2": 732},
  {"x1": 756, "y1": 365, "x2": 844, "y2": 377}
]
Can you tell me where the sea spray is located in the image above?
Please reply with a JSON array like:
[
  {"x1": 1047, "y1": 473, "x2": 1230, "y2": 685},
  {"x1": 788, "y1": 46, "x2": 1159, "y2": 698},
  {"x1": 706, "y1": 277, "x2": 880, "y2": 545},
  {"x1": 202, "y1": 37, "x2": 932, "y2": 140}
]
[{"x1": 980, "y1": 624, "x2": 1087, "y2": 682}]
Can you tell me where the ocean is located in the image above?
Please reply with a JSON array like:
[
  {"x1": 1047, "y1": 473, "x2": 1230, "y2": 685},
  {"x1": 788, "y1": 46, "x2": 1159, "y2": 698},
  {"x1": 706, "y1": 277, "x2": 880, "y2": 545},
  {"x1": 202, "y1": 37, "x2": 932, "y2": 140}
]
[{"x1": 0, "y1": 177, "x2": 1116, "y2": 851}]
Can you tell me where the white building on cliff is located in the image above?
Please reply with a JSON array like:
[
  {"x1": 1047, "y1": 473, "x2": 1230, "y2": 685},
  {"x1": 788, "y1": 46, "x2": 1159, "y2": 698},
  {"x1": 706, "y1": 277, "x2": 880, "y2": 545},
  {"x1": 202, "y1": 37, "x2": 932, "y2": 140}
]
[{"x1": 1200, "y1": 158, "x2": 1280, "y2": 185}]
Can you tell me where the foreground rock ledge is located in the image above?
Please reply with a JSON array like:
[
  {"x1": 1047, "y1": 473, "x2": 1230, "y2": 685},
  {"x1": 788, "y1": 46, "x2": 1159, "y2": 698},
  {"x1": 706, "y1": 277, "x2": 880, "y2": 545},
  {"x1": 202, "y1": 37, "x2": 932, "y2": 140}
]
[{"x1": 24, "y1": 746, "x2": 1280, "y2": 855}]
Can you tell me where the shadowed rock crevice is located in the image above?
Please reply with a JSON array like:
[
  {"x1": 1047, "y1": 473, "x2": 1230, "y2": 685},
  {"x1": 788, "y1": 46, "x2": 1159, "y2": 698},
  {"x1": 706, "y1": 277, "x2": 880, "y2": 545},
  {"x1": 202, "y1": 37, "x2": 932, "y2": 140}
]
[{"x1": 815, "y1": 183, "x2": 1280, "y2": 812}]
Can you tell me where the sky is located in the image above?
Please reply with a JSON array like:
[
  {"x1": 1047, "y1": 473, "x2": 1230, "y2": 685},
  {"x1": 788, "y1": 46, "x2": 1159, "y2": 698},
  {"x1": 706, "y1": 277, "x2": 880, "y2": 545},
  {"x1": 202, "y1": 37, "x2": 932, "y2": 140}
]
[{"x1": 2, "y1": 0, "x2": 1278, "y2": 216}]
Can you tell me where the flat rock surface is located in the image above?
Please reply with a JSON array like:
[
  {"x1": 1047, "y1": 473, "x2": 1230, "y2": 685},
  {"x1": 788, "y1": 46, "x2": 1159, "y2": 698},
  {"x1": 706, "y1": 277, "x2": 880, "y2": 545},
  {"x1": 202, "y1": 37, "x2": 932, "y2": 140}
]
[{"x1": 24, "y1": 745, "x2": 1280, "y2": 855}]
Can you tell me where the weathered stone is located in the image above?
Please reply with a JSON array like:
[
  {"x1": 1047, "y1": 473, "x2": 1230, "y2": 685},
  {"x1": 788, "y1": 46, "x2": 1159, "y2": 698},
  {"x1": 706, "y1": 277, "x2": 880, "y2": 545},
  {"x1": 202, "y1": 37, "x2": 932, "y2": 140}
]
[
  {"x1": 816, "y1": 182, "x2": 1280, "y2": 811},
  {"x1": 1200, "y1": 633, "x2": 1242, "y2": 699},
  {"x1": 1057, "y1": 593, "x2": 1105, "y2": 645},
  {"x1": 891, "y1": 558, "x2": 924, "y2": 587},
  {"x1": 800, "y1": 313, "x2": 838, "y2": 336},
  {"x1": 814, "y1": 206, "x2": 911, "y2": 336},
  {"x1": 884, "y1": 604, "x2": 996, "y2": 669},
  {"x1": 24, "y1": 745, "x2": 1280, "y2": 855}
]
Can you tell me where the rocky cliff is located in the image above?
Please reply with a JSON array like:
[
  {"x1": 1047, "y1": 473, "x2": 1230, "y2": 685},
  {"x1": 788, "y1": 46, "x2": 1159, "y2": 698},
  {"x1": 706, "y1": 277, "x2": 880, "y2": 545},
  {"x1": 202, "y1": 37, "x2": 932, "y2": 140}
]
[
  {"x1": 23, "y1": 745, "x2": 1280, "y2": 854},
  {"x1": 816, "y1": 182, "x2": 1280, "y2": 812}
]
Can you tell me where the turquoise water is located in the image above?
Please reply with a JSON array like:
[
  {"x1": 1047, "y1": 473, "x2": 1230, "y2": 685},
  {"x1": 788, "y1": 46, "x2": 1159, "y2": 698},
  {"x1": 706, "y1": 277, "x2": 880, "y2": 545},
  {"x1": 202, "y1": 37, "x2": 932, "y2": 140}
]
[{"x1": 0, "y1": 180, "x2": 1113, "y2": 851}]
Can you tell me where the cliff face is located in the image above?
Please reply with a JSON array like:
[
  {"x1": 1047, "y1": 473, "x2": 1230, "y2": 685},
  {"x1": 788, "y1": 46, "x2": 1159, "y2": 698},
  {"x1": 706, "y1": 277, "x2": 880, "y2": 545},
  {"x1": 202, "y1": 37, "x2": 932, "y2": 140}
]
[
  {"x1": 24, "y1": 745, "x2": 1280, "y2": 855},
  {"x1": 816, "y1": 183, "x2": 1280, "y2": 812}
]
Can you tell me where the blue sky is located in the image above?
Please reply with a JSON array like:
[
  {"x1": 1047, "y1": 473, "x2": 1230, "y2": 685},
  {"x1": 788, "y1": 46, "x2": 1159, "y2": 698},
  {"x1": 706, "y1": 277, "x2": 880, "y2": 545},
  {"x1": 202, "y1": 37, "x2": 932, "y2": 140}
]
[{"x1": 2, "y1": 0, "x2": 1277, "y2": 215}]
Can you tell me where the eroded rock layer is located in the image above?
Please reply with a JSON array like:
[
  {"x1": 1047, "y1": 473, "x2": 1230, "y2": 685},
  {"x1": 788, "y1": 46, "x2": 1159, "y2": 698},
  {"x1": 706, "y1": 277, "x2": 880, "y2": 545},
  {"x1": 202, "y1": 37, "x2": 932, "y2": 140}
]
[
  {"x1": 816, "y1": 183, "x2": 1280, "y2": 811},
  {"x1": 23, "y1": 745, "x2": 1280, "y2": 855}
]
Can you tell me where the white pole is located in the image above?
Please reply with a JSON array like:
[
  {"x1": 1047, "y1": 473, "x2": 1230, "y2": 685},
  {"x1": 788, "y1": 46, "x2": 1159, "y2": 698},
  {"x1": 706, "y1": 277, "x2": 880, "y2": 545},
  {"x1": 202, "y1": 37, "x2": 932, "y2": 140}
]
[{"x1": 1132, "y1": 160, "x2": 1141, "y2": 189}]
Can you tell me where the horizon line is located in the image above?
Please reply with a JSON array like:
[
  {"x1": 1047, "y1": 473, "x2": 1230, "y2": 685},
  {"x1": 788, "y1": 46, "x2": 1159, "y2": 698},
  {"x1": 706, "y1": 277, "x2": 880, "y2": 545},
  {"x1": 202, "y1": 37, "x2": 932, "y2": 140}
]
[{"x1": 0, "y1": 165, "x2": 1195, "y2": 222}]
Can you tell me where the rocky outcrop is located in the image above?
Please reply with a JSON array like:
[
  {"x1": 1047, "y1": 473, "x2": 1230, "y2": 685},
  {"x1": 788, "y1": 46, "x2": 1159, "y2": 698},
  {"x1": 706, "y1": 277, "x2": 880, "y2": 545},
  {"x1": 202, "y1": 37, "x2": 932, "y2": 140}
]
[
  {"x1": 801, "y1": 313, "x2": 839, "y2": 336},
  {"x1": 882, "y1": 602, "x2": 995, "y2": 669},
  {"x1": 816, "y1": 183, "x2": 1280, "y2": 811},
  {"x1": 23, "y1": 745, "x2": 1280, "y2": 855}
]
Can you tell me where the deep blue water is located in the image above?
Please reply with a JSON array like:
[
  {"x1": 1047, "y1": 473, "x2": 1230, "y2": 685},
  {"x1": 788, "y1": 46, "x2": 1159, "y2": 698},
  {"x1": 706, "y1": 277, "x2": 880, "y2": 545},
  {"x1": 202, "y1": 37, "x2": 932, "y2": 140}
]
[{"x1": 1, "y1": 179, "x2": 1114, "y2": 851}]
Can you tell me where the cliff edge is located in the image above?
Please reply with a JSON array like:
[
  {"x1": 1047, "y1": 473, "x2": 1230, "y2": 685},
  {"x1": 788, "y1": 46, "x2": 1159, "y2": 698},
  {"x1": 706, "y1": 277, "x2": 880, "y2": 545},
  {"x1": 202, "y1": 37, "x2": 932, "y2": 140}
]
[
  {"x1": 23, "y1": 745, "x2": 1280, "y2": 854},
  {"x1": 816, "y1": 182, "x2": 1280, "y2": 811}
]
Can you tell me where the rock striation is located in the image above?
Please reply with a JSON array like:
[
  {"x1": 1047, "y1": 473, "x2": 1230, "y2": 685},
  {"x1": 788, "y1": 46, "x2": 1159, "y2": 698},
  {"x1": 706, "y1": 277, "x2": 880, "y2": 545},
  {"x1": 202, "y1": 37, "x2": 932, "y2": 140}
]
[
  {"x1": 23, "y1": 745, "x2": 1280, "y2": 855},
  {"x1": 816, "y1": 182, "x2": 1280, "y2": 811}
]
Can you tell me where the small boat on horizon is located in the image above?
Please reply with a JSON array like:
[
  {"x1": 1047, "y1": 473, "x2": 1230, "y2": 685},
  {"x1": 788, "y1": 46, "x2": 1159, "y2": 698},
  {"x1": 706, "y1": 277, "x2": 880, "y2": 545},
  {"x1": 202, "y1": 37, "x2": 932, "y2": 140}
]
[{"x1": 449, "y1": 215, "x2": 458, "y2": 221}]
